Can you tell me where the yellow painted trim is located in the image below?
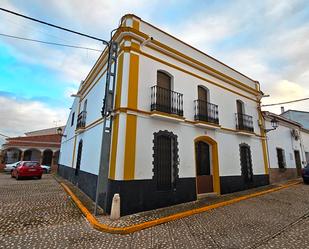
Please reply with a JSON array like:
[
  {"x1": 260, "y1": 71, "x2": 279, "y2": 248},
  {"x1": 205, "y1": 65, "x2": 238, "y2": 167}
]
[
  {"x1": 258, "y1": 109, "x2": 269, "y2": 174},
  {"x1": 194, "y1": 136, "x2": 221, "y2": 194},
  {"x1": 123, "y1": 114, "x2": 137, "y2": 180},
  {"x1": 109, "y1": 53, "x2": 124, "y2": 179},
  {"x1": 132, "y1": 19, "x2": 140, "y2": 30},
  {"x1": 117, "y1": 26, "x2": 259, "y2": 95},
  {"x1": 150, "y1": 110, "x2": 186, "y2": 120},
  {"x1": 138, "y1": 49, "x2": 259, "y2": 103},
  {"x1": 127, "y1": 53, "x2": 139, "y2": 109},
  {"x1": 114, "y1": 54, "x2": 124, "y2": 109},
  {"x1": 60, "y1": 179, "x2": 301, "y2": 234},
  {"x1": 109, "y1": 115, "x2": 119, "y2": 180},
  {"x1": 81, "y1": 67, "x2": 108, "y2": 101},
  {"x1": 149, "y1": 40, "x2": 258, "y2": 96},
  {"x1": 115, "y1": 107, "x2": 264, "y2": 137},
  {"x1": 123, "y1": 51, "x2": 139, "y2": 180}
]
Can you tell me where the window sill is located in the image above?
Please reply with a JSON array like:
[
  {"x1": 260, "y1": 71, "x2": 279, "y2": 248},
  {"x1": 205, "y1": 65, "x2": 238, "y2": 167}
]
[{"x1": 150, "y1": 111, "x2": 185, "y2": 123}]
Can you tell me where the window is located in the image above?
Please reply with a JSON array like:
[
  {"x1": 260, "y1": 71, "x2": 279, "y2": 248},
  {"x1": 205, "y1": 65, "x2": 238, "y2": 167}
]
[
  {"x1": 71, "y1": 112, "x2": 75, "y2": 127},
  {"x1": 239, "y1": 143, "x2": 253, "y2": 182},
  {"x1": 83, "y1": 99, "x2": 88, "y2": 112},
  {"x1": 276, "y1": 148, "x2": 286, "y2": 169},
  {"x1": 153, "y1": 131, "x2": 179, "y2": 191},
  {"x1": 75, "y1": 140, "x2": 83, "y2": 176},
  {"x1": 236, "y1": 100, "x2": 244, "y2": 115},
  {"x1": 305, "y1": 152, "x2": 309, "y2": 164}
]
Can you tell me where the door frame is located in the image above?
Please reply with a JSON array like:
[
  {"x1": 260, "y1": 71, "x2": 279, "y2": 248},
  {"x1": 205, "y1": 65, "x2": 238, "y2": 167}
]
[{"x1": 194, "y1": 136, "x2": 220, "y2": 196}]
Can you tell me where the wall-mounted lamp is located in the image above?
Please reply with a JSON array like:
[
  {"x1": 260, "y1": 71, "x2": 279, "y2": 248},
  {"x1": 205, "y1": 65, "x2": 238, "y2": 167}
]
[
  {"x1": 57, "y1": 127, "x2": 67, "y2": 137},
  {"x1": 265, "y1": 117, "x2": 279, "y2": 133}
]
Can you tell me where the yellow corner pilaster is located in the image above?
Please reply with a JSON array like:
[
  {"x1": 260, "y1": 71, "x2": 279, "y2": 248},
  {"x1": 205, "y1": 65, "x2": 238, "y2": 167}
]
[{"x1": 123, "y1": 50, "x2": 140, "y2": 180}]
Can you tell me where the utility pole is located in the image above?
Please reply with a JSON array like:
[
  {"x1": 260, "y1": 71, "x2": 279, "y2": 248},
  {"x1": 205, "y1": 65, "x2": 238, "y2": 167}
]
[{"x1": 94, "y1": 40, "x2": 118, "y2": 215}]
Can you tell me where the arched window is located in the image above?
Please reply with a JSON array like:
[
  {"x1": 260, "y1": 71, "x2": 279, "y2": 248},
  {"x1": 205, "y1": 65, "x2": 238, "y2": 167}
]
[
  {"x1": 83, "y1": 99, "x2": 88, "y2": 112},
  {"x1": 198, "y1": 85, "x2": 209, "y2": 103},
  {"x1": 75, "y1": 140, "x2": 83, "y2": 176},
  {"x1": 239, "y1": 143, "x2": 253, "y2": 182},
  {"x1": 157, "y1": 71, "x2": 171, "y2": 90},
  {"x1": 236, "y1": 100, "x2": 244, "y2": 115},
  {"x1": 156, "y1": 71, "x2": 172, "y2": 113},
  {"x1": 153, "y1": 130, "x2": 179, "y2": 191}
]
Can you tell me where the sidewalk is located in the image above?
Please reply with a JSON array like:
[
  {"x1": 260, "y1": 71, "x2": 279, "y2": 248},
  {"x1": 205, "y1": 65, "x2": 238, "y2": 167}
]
[{"x1": 55, "y1": 175, "x2": 301, "y2": 231}]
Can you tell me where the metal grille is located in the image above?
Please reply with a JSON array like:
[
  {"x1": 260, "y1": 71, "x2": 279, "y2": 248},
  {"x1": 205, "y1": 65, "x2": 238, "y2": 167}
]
[
  {"x1": 276, "y1": 148, "x2": 286, "y2": 169},
  {"x1": 75, "y1": 140, "x2": 83, "y2": 176},
  {"x1": 235, "y1": 113, "x2": 254, "y2": 132},
  {"x1": 151, "y1": 85, "x2": 183, "y2": 116},
  {"x1": 153, "y1": 131, "x2": 179, "y2": 191},
  {"x1": 194, "y1": 100, "x2": 219, "y2": 124},
  {"x1": 156, "y1": 135, "x2": 172, "y2": 191},
  {"x1": 240, "y1": 144, "x2": 253, "y2": 182},
  {"x1": 76, "y1": 111, "x2": 87, "y2": 129}
]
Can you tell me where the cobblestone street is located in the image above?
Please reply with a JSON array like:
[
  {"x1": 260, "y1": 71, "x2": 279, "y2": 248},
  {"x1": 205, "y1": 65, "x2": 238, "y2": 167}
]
[{"x1": 0, "y1": 173, "x2": 309, "y2": 249}]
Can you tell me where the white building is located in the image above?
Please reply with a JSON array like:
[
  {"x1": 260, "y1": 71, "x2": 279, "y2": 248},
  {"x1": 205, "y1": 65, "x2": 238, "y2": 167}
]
[
  {"x1": 281, "y1": 109, "x2": 309, "y2": 129},
  {"x1": 263, "y1": 111, "x2": 309, "y2": 183},
  {"x1": 58, "y1": 14, "x2": 269, "y2": 215}
]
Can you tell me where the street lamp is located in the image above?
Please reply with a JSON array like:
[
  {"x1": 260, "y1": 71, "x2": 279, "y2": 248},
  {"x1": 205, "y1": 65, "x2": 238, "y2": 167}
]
[
  {"x1": 265, "y1": 117, "x2": 279, "y2": 133},
  {"x1": 56, "y1": 127, "x2": 67, "y2": 137}
]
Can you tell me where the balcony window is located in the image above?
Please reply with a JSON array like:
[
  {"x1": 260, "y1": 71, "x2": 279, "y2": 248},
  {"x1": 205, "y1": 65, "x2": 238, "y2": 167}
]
[
  {"x1": 150, "y1": 71, "x2": 183, "y2": 116},
  {"x1": 194, "y1": 86, "x2": 218, "y2": 124},
  {"x1": 76, "y1": 111, "x2": 87, "y2": 129},
  {"x1": 235, "y1": 113, "x2": 254, "y2": 132},
  {"x1": 194, "y1": 100, "x2": 219, "y2": 124},
  {"x1": 235, "y1": 100, "x2": 253, "y2": 132}
]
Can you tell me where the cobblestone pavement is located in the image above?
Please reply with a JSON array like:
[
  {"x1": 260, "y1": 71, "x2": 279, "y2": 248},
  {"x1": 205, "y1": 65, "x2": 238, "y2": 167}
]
[{"x1": 1, "y1": 173, "x2": 309, "y2": 249}]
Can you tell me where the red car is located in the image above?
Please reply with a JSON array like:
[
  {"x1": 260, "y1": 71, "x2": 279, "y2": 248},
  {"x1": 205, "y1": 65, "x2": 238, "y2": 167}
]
[{"x1": 11, "y1": 161, "x2": 43, "y2": 180}]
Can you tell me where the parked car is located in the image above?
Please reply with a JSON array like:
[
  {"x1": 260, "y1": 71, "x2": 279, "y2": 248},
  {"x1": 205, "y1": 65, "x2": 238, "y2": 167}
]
[
  {"x1": 4, "y1": 161, "x2": 21, "y2": 173},
  {"x1": 302, "y1": 164, "x2": 309, "y2": 184},
  {"x1": 11, "y1": 161, "x2": 43, "y2": 180},
  {"x1": 40, "y1": 165, "x2": 51, "y2": 174}
]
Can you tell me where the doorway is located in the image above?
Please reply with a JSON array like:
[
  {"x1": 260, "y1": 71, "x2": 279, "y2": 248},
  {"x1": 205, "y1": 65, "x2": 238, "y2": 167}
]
[
  {"x1": 294, "y1": 150, "x2": 302, "y2": 176},
  {"x1": 195, "y1": 141, "x2": 213, "y2": 194}
]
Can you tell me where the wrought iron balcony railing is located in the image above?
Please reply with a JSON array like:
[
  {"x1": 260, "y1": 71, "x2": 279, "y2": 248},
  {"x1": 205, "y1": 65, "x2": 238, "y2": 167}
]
[
  {"x1": 235, "y1": 113, "x2": 254, "y2": 132},
  {"x1": 151, "y1": 85, "x2": 183, "y2": 116},
  {"x1": 194, "y1": 100, "x2": 219, "y2": 125},
  {"x1": 76, "y1": 111, "x2": 87, "y2": 129}
]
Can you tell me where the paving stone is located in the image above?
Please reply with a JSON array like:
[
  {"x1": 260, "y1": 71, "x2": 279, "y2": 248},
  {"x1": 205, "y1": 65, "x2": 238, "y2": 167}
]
[{"x1": 0, "y1": 173, "x2": 309, "y2": 248}]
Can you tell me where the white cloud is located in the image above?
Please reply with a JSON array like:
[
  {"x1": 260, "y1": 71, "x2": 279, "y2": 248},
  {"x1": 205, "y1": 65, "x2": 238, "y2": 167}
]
[{"x1": 0, "y1": 96, "x2": 68, "y2": 137}]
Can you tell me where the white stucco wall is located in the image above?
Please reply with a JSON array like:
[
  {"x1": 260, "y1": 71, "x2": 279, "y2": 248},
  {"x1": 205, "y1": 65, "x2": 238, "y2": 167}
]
[
  {"x1": 140, "y1": 21, "x2": 257, "y2": 89},
  {"x1": 138, "y1": 53, "x2": 260, "y2": 133},
  {"x1": 265, "y1": 119, "x2": 302, "y2": 169}
]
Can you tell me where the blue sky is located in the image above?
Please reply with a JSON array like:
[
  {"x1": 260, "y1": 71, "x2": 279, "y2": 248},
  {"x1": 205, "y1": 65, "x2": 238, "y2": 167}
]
[{"x1": 0, "y1": 0, "x2": 309, "y2": 137}]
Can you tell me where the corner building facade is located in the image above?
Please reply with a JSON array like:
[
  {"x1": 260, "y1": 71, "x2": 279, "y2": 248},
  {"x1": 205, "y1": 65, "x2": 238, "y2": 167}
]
[{"x1": 58, "y1": 14, "x2": 269, "y2": 215}]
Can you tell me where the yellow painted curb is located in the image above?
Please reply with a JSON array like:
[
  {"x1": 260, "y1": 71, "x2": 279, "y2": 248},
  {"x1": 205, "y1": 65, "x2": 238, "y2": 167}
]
[{"x1": 60, "y1": 180, "x2": 301, "y2": 234}]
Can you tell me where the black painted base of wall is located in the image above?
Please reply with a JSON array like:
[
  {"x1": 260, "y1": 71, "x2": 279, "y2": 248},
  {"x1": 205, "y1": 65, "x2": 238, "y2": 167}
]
[
  {"x1": 58, "y1": 164, "x2": 196, "y2": 216},
  {"x1": 58, "y1": 164, "x2": 269, "y2": 215},
  {"x1": 106, "y1": 178, "x2": 196, "y2": 215},
  {"x1": 220, "y1": 174, "x2": 269, "y2": 194},
  {"x1": 58, "y1": 164, "x2": 97, "y2": 200}
]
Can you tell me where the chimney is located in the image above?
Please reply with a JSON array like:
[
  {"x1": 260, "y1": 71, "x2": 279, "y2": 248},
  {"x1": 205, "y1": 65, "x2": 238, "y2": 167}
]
[{"x1": 281, "y1": 106, "x2": 285, "y2": 114}]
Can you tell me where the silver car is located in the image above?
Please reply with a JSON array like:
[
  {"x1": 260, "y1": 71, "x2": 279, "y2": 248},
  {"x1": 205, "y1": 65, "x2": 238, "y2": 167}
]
[
  {"x1": 4, "y1": 161, "x2": 21, "y2": 173},
  {"x1": 41, "y1": 165, "x2": 51, "y2": 173}
]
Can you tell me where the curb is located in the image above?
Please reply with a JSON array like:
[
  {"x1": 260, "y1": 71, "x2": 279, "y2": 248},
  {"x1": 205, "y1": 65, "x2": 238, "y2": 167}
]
[{"x1": 60, "y1": 180, "x2": 301, "y2": 234}]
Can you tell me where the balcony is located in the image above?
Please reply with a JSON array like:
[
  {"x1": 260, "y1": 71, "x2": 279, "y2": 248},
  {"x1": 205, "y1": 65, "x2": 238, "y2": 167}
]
[
  {"x1": 235, "y1": 113, "x2": 254, "y2": 133},
  {"x1": 76, "y1": 111, "x2": 87, "y2": 130},
  {"x1": 151, "y1": 85, "x2": 184, "y2": 117},
  {"x1": 194, "y1": 100, "x2": 219, "y2": 125}
]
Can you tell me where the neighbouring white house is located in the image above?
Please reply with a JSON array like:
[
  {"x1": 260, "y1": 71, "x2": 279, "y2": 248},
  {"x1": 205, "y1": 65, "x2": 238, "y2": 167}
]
[
  {"x1": 263, "y1": 112, "x2": 309, "y2": 183},
  {"x1": 58, "y1": 14, "x2": 270, "y2": 215},
  {"x1": 281, "y1": 109, "x2": 309, "y2": 129}
]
